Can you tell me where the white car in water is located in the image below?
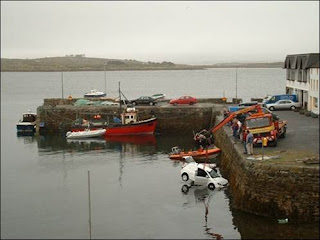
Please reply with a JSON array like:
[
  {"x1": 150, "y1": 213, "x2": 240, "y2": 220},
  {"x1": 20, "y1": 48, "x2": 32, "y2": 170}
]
[{"x1": 180, "y1": 161, "x2": 229, "y2": 190}]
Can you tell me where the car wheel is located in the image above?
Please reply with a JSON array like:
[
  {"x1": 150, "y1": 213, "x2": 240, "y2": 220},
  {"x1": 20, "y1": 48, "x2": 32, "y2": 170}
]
[
  {"x1": 149, "y1": 102, "x2": 154, "y2": 106},
  {"x1": 269, "y1": 106, "x2": 275, "y2": 111},
  {"x1": 290, "y1": 106, "x2": 296, "y2": 110},
  {"x1": 208, "y1": 183, "x2": 215, "y2": 190},
  {"x1": 182, "y1": 173, "x2": 189, "y2": 181},
  {"x1": 132, "y1": 102, "x2": 137, "y2": 106},
  {"x1": 173, "y1": 103, "x2": 178, "y2": 106},
  {"x1": 181, "y1": 185, "x2": 189, "y2": 194}
]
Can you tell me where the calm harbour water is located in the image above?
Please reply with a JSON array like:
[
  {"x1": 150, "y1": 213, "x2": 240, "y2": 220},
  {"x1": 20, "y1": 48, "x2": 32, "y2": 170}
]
[{"x1": 1, "y1": 69, "x2": 318, "y2": 239}]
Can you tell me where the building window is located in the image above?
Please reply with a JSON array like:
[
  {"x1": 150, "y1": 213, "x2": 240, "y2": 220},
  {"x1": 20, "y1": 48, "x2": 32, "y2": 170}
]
[
  {"x1": 291, "y1": 70, "x2": 295, "y2": 80},
  {"x1": 313, "y1": 80, "x2": 316, "y2": 91},
  {"x1": 303, "y1": 69, "x2": 307, "y2": 82},
  {"x1": 298, "y1": 69, "x2": 302, "y2": 81},
  {"x1": 286, "y1": 69, "x2": 290, "y2": 80},
  {"x1": 313, "y1": 97, "x2": 318, "y2": 109}
]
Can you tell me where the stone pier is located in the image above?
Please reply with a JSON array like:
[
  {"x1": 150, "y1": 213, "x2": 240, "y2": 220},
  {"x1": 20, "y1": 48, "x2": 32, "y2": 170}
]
[
  {"x1": 214, "y1": 114, "x2": 319, "y2": 223},
  {"x1": 36, "y1": 98, "x2": 222, "y2": 136}
]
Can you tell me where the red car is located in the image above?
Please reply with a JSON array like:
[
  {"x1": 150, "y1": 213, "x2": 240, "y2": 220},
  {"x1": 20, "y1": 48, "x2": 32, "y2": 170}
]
[{"x1": 169, "y1": 96, "x2": 198, "y2": 105}]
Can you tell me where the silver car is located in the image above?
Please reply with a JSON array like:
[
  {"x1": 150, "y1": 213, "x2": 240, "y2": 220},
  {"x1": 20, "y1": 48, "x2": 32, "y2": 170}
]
[{"x1": 266, "y1": 99, "x2": 301, "y2": 111}]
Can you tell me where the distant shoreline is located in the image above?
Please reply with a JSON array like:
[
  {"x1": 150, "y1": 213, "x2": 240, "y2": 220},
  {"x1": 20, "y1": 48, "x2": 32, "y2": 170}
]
[{"x1": 0, "y1": 56, "x2": 283, "y2": 72}]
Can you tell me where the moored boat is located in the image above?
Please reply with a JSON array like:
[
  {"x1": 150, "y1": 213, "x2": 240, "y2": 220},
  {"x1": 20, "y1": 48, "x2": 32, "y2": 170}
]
[
  {"x1": 70, "y1": 107, "x2": 157, "y2": 136},
  {"x1": 66, "y1": 128, "x2": 106, "y2": 139},
  {"x1": 105, "y1": 107, "x2": 157, "y2": 136},
  {"x1": 16, "y1": 111, "x2": 37, "y2": 134},
  {"x1": 169, "y1": 145, "x2": 221, "y2": 161},
  {"x1": 84, "y1": 89, "x2": 106, "y2": 98}
]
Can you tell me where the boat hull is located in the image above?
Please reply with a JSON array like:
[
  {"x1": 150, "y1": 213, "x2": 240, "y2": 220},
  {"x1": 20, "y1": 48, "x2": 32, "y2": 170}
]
[
  {"x1": 16, "y1": 123, "x2": 36, "y2": 133},
  {"x1": 105, "y1": 118, "x2": 157, "y2": 136},
  {"x1": 66, "y1": 129, "x2": 106, "y2": 139},
  {"x1": 169, "y1": 147, "x2": 221, "y2": 161},
  {"x1": 84, "y1": 93, "x2": 106, "y2": 98}
]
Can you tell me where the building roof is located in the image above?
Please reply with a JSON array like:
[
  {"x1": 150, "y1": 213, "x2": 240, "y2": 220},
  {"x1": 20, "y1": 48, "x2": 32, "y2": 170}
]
[{"x1": 283, "y1": 53, "x2": 320, "y2": 69}]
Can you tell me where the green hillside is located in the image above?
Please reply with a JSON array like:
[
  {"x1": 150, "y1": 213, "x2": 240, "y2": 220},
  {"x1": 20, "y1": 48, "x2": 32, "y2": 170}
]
[
  {"x1": 0, "y1": 56, "x2": 283, "y2": 72},
  {"x1": 0, "y1": 56, "x2": 204, "y2": 72}
]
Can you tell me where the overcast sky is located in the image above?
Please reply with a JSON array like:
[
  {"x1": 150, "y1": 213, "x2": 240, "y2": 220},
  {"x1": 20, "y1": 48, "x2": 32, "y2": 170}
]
[{"x1": 1, "y1": 1, "x2": 319, "y2": 64}]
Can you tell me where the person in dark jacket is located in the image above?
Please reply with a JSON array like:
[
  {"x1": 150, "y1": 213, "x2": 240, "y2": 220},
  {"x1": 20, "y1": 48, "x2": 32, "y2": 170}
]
[
  {"x1": 246, "y1": 130, "x2": 254, "y2": 155},
  {"x1": 232, "y1": 119, "x2": 239, "y2": 140}
]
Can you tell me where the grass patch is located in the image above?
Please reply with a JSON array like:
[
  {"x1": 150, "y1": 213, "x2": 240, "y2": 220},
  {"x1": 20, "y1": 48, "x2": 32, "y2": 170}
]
[{"x1": 251, "y1": 148, "x2": 319, "y2": 166}]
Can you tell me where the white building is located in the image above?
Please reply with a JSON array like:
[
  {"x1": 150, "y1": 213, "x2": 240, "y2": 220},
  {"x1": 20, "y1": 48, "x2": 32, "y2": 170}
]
[{"x1": 284, "y1": 53, "x2": 319, "y2": 115}]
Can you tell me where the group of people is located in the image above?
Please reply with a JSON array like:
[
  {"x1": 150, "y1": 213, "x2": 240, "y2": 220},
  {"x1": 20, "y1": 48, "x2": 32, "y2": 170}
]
[{"x1": 229, "y1": 112, "x2": 254, "y2": 155}]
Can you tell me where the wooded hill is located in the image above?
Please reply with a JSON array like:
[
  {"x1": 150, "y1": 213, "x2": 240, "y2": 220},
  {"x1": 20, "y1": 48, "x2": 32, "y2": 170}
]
[{"x1": 1, "y1": 56, "x2": 283, "y2": 72}]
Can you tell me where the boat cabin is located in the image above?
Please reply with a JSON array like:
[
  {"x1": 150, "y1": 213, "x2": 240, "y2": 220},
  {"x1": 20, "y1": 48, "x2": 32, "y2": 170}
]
[
  {"x1": 121, "y1": 108, "x2": 138, "y2": 124},
  {"x1": 22, "y1": 113, "x2": 37, "y2": 123}
]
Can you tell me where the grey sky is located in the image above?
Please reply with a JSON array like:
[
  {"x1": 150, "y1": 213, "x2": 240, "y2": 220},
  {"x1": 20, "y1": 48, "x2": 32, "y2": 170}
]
[{"x1": 1, "y1": 1, "x2": 319, "y2": 64}]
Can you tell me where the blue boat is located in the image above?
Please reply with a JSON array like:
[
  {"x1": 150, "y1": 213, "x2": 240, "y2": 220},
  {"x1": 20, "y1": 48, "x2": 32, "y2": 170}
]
[{"x1": 16, "y1": 111, "x2": 37, "y2": 134}]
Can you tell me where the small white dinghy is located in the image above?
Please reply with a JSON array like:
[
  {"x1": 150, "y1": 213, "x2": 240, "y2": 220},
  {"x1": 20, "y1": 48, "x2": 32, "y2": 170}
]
[{"x1": 66, "y1": 128, "x2": 106, "y2": 139}]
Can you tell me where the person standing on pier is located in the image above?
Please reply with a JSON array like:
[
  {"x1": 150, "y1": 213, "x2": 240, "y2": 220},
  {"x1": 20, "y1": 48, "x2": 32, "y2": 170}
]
[
  {"x1": 246, "y1": 130, "x2": 254, "y2": 155},
  {"x1": 232, "y1": 119, "x2": 239, "y2": 141},
  {"x1": 243, "y1": 130, "x2": 248, "y2": 154}
]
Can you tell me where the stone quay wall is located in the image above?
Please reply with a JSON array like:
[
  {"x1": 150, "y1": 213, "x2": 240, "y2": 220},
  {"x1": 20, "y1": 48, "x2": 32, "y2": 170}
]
[
  {"x1": 214, "y1": 114, "x2": 319, "y2": 223},
  {"x1": 36, "y1": 98, "x2": 220, "y2": 136}
]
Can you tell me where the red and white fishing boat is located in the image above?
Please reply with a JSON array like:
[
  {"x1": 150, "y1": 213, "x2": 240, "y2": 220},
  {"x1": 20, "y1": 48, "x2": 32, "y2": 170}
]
[
  {"x1": 105, "y1": 107, "x2": 157, "y2": 136},
  {"x1": 70, "y1": 107, "x2": 157, "y2": 136}
]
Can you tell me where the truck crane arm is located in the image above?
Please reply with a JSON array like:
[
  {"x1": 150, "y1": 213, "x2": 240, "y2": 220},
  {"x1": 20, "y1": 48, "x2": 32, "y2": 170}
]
[
  {"x1": 210, "y1": 104, "x2": 263, "y2": 133},
  {"x1": 194, "y1": 104, "x2": 263, "y2": 141}
]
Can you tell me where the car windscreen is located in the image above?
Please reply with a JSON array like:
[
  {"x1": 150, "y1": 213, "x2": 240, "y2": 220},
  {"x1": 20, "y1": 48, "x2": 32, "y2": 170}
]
[
  {"x1": 209, "y1": 170, "x2": 220, "y2": 178},
  {"x1": 245, "y1": 117, "x2": 270, "y2": 128}
]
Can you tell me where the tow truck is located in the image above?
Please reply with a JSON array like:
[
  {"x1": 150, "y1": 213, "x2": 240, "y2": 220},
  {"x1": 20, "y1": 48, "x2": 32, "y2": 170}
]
[{"x1": 195, "y1": 104, "x2": 287, "y2": 147}]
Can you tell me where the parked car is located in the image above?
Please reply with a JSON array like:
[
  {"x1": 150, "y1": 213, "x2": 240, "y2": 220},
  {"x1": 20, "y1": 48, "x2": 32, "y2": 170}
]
[
  {"x1": 229, "y1": 102, "x2": 262, "y2": 112},
  {"x1": 180, "y1": 162, "x2": 229, "y2": 190},
  {"x1": 238, "y1": 101, "x2": 259, "y2": 107},
  {"x1": 151, "y1": 93, "x2": 166, "y2": 100},
  {"x1": 169, "y1": 96, "x2": 198, "y2": 105},
  {"x1": 266, "y1": 99, "x2": 301, "y2": 111},
  {"x1": 263, "y1": 94, "x2": 298, "y2": 104},
  {"x1": 130, "y1": 96, "x2": 158, "y2": 106}
]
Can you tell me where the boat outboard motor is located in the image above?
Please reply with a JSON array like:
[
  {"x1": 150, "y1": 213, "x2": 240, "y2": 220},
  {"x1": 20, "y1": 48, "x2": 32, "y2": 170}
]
[{"x1": 171, "y1": 146, "x2": 181, "y2": 154}]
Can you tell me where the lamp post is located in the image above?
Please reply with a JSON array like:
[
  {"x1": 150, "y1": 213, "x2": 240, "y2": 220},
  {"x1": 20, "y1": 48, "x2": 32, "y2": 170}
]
[
  {"x1": 61, "y1": 71, "x2": 64, "y2": 99},
  {"x1": 104, "y1": 64, "x2": 107, "y2": 94},
  {"x1": 235, "y1": 67, "x2": 238, "y2": 104}
]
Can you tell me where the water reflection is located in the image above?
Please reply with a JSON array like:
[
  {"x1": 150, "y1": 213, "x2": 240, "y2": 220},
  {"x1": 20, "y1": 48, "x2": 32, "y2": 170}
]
[
  {"x1": 16, "y1": 133, "x2": 37, "y2": 144},
  {"x1": 105, "y1": 135, "x2": 156, "y2": 145},
  {"x1": 181, "y1": 184, "x2": 224, "y2": 239},
  {"x1": 231, "y1": 208, "x2": 320, "y2": 239},
  {"x1": 36, "y1": 135, "x2": 157, "y2": 154}
]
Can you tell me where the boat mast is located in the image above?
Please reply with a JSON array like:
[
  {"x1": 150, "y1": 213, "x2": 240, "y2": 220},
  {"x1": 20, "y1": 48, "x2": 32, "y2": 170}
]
[
  {"x1": 119, "y1": 81, "x2": 122, "y2": 114},
  {"x1": 104, "y1": 63, "x2": 107, "y2": 94}
]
